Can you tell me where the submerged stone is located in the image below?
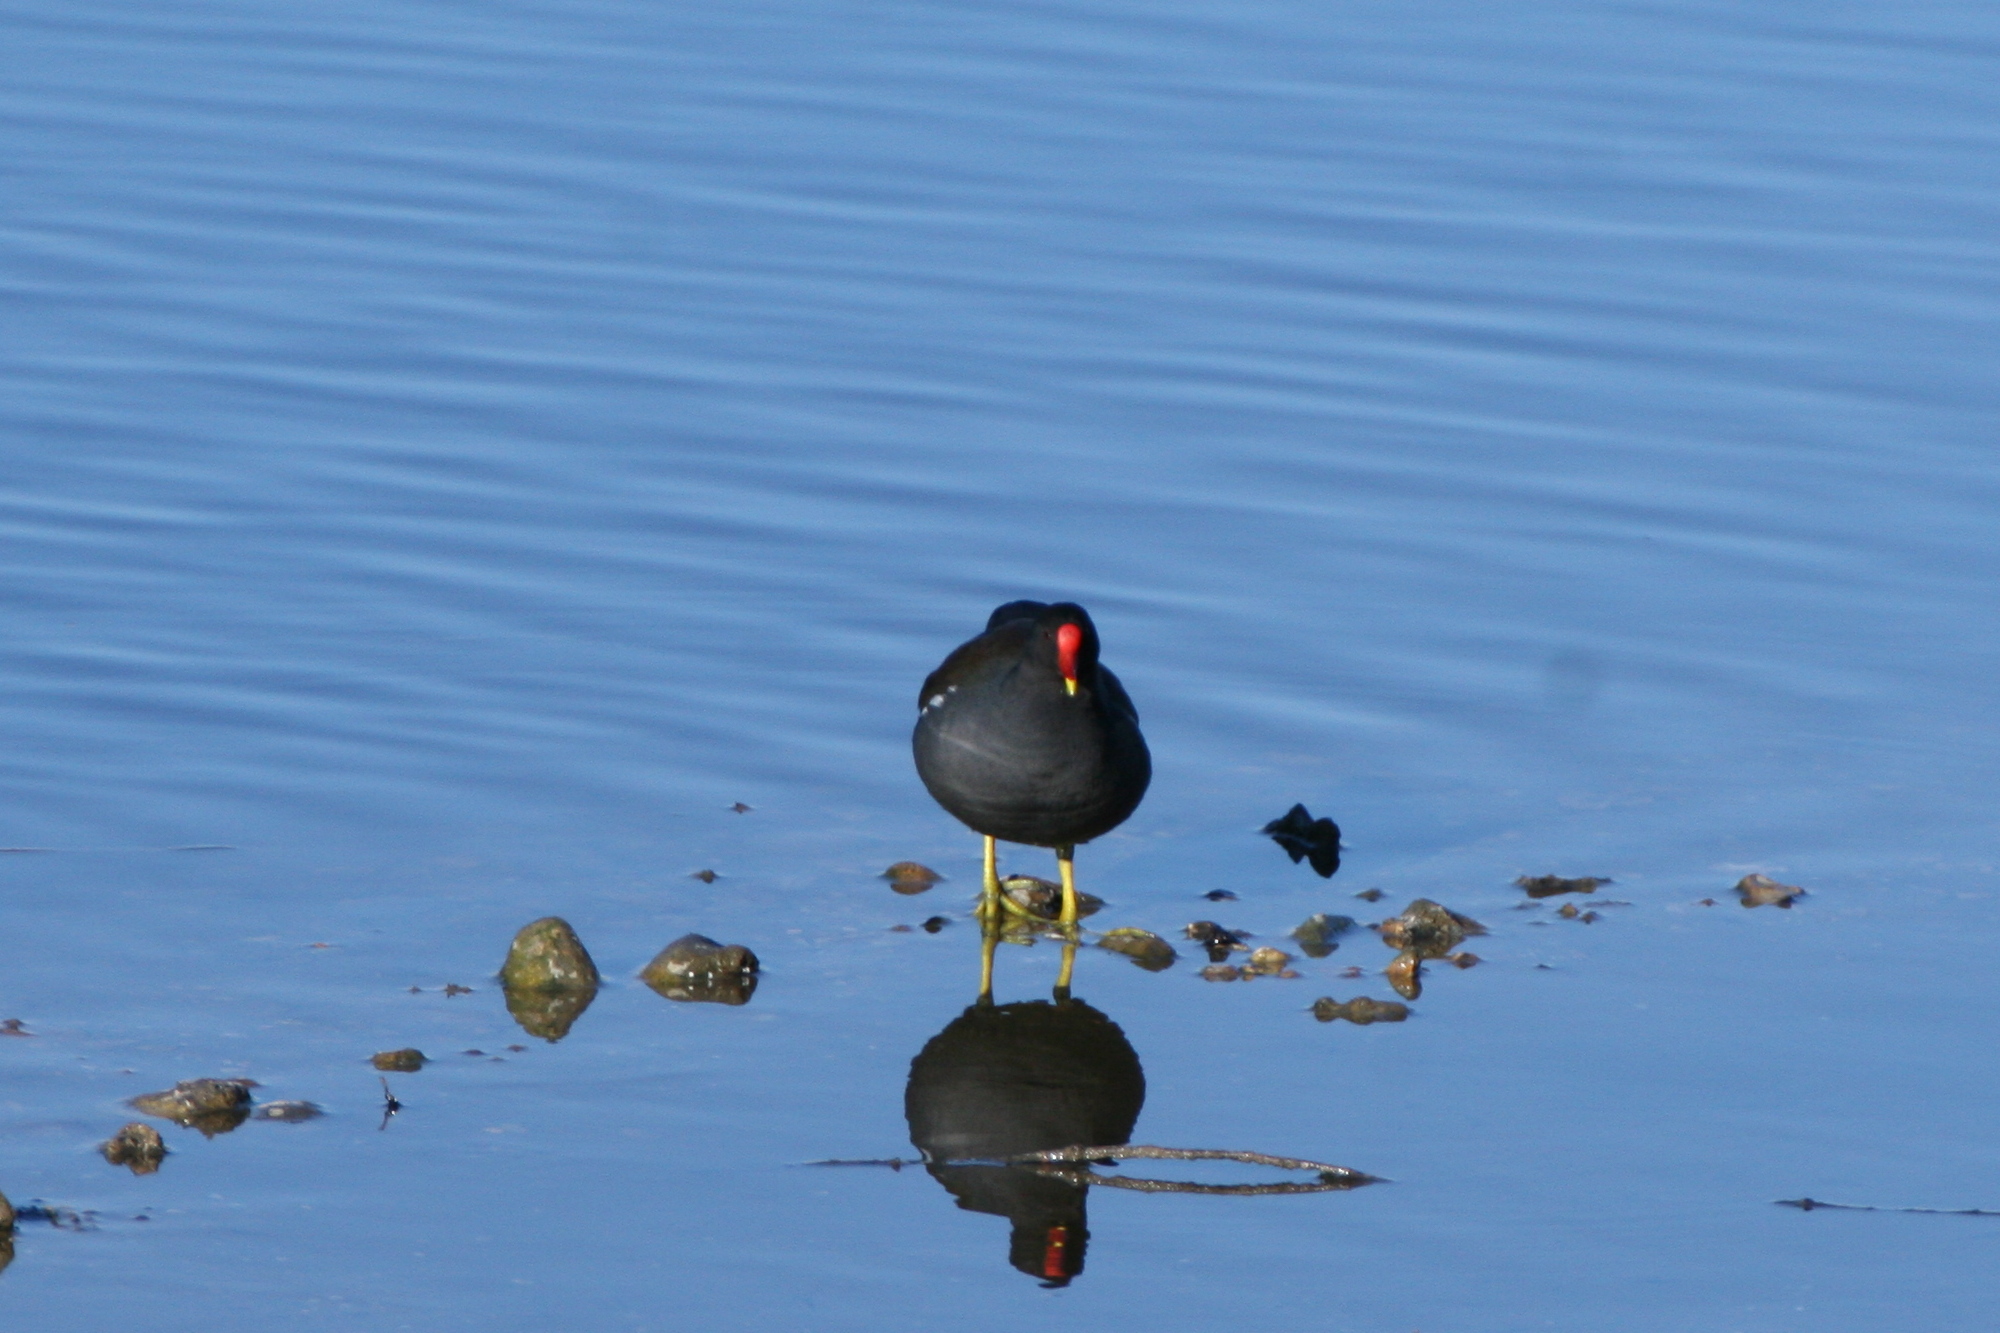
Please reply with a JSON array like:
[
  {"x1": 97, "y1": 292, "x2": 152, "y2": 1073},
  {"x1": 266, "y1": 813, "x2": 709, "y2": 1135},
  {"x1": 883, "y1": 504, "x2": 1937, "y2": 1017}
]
[
  {"x1": 1386, "y1": 952, "x2": 1423, "y2": 1000},
  {"x1": 1200, "y1": 964, "x2": 1243, "y2": 982},
  {"x1": 883, "y1": 861, "x2": 942, "y2": 894},
  {"x1": 1736, "y1": 874, "x2": 1806, "y2": 908},
  {"x1": 1245, "y1": 947, "x2": 1294, "y2": 976},
  {"x1": 641, "y1": 934, "x2": 760, "y2": 1005},
  {"x1": 1097, "y1": 927, "x2": 1177, "y2": 972},
  {"x1": 1379, "y1": 899, "x2": 1487, "y2": 959},
  {"x1": 129, "y1": 1079, "x2": 254, "y2": 1136},
  {"x1": 1291, "y1": 913, "x2": 1357, "y2": 958},
  {"x1": 1311, "y1": 996, "x2": 1410, "y2": 1025},
  {"x1": 252, "y1": 1101, "x2": 324, "y2": 1122},
  {"x1": 1515, "y1": 874, "x2": 1610, "y2": 899},
  {"x1": 102, "y1": 1122, "x2": 169, "y2": 1174},
  {"x1": 996, "y1": 875, "x2": 1103, "y2": 921},
  {"x1": 371, "y1": 1048, "x2": 427, "y2": 1072}
]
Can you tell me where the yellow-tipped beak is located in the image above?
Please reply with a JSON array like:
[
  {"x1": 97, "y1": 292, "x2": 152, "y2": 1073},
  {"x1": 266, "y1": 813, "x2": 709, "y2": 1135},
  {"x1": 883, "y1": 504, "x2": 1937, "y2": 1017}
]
[{"x1": 1064, "y1": 677, "x2": 1077, "y2": 696}]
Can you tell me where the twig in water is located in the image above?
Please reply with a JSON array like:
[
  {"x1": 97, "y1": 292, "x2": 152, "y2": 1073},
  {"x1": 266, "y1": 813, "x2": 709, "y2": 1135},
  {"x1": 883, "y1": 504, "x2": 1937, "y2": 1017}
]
[{"x1": 1777, "y1": 1198, "x2": 2000, "y2": 1217}]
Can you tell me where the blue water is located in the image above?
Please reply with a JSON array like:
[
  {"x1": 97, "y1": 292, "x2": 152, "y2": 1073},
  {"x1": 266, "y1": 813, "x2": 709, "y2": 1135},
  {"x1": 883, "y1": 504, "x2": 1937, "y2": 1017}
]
[{"x1": 3, "y1": 0, "x2": 1998, "y2": 1327}]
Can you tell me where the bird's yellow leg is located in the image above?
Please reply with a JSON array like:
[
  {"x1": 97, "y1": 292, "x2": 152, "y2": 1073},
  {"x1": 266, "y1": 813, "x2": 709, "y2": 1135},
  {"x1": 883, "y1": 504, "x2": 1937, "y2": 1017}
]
[
  {"x1": 980, "y1": 835, "x2": 1000, "y2": 923},
  {"x1": 1054, "y1": 937, "x2": 1076, "y2": 1000},
  {"x1": 1057, "y1": 845, "x2": 1078, "y2": 928},
  {"x1": 978, "y1": 915, "x2": 1000, "y2": 1003}
]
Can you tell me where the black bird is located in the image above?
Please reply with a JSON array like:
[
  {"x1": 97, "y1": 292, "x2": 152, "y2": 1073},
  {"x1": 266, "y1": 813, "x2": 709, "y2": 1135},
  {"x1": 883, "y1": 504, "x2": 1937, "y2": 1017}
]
[{"x1": 913, "y1": 602, "x2": 1151, "y2": 941}]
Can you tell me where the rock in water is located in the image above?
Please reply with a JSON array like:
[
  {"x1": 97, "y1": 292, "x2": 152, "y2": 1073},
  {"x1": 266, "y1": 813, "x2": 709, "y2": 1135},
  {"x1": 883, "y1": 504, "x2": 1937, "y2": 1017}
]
[
  {"x1": 501, "y1": 917, "x2": 601, "y2": 990},
  {"x1": 501, "y1": 917, "x2": 601, "y2": 1039},
  {"x1": 1379, "y1": 899, "x2": 1486, "y2": 958},
  {"x1": 103, "y1": 1122, "x2": 170, "y2": 1174},
  {"x1": 128, "y1": 1079, "x2": 255, "y2": 1136},
  {"x1": 0, "y1": 1186, "x2": 14, "y2": 1230},
  {"x1": 1097, "y1": 927, "x2": 1178, "y2": 972},
  {"x1": 641, "y1": 934, "x2": 759, "y2": 1005},
  {"x1": 1291, "y1": 913, "x2": 1357, "y2": 958},
  {"x1": 1262, "y1": 803, "x2": 1342, "y2": 877},
  {"x1": 1735, "y1": 874, "x2": 1806, "y2": 908},
  {"x1": 371, "y1": 1049, "x2": 427, "y2": 1072},
  {"x1": 1311, "y1": 996, "x2": 1410, "y2": 1025}
]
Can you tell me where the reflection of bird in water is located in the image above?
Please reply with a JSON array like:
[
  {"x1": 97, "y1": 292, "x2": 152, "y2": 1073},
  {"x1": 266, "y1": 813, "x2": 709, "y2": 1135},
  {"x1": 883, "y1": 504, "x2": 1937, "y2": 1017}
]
[
  {"x1": 912, "y1": 601, "x2": 1150, "y2": 996},
  {"x1": 905, "y1": 994, "x2": 1145, "y2": 1287}
]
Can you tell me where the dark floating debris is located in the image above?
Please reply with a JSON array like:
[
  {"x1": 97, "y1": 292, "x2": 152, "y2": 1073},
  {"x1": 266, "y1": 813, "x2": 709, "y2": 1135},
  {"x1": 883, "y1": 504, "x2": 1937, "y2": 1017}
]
[
  {"x1": 1311, "y1": 996, "x2": 1409, "y2": 1025},
  {"x1": 500, "y1": 917, "x2": 601, "y2": 1041},
  {"x1": 1262, "y1": 803, "x2": 1341, "y2": 877},
  {"x1": 101, "y1": 1123, "x2": 168, "y2": 1174},
  {"x1": 1183, "y1": 920, "x2": 1249, "y2": 963},
  {"x1": 883, "y1": 861, "x2": 943, "y2": 895},
  {"x1": 888, "y1": 924, "x2": 913, "y2": 933},
  {"x1": 1355, "y1": 888, "x2": 1384, "y2": 903},
  {"x1": 690, "y1": 869, "x2": 718, "y2": 883},
  {"x1": 1777, "y1": 1197, "x2": 2000, "y2": 1216},
  {"x1": 1291, "y1": 913, "x2": 1356, "y2": 958},
  {"x1": 129, "y1": 1079, "x2": 255, "y2": 1136},
  {"x1": 729, "y1": 802, "x2": 753, "y2": 813},
  {"x1": 922, "y1": 916, "x2": 950, "y2": 933},
  {"x1": 253, "y1": 1101, "x2": 323, "y2": 1123},
  {"x1": 1338, "y1": 965, "x2": 1364, "y2": 979},
  {"x1": 1515, "y1": 874, "x2": 1610, "y2": 899},
  {"x1": 641, "y1": 933, "x2": 760, "y2": 1006},
  {"x1": 1736, "y1": 874, "x2": 1807, "y2": 909},
  {"x1": 999, "y1": 875, "x2": 1103, "y2": 922},
  {"x1": 444, "y1": 983, "x2": 473, "y2": 996},
  {"x1": 0, "y1": 1019, "x2": 29, "y2": 1037},
  {"x1": 1098, "y1": 927, "x2": 1177, "y2": 972},
  {"x1": 1202, "y1": 889, "x2": 1238, "y2": 902},
  {"x1": 371, "y1": 1049, "x2": 427, "y2": 1072}
]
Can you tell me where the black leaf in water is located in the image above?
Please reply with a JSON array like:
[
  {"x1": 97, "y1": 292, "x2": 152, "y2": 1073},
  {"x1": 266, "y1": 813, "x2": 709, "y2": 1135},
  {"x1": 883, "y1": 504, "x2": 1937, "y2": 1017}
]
[{"x1": 1262, "y1": 803, "x2": 1341, "y2": 877}]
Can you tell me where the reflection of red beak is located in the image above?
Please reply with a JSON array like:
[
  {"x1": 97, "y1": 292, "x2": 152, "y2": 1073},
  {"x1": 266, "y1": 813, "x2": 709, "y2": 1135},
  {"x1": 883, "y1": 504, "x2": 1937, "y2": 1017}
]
[
  {"x1": 1056, "y1": 623, "x2": 1082, "y2": 696},
  {"x1": 1042, "y1": 1225, "x2": 1070, "y2": 1279}
]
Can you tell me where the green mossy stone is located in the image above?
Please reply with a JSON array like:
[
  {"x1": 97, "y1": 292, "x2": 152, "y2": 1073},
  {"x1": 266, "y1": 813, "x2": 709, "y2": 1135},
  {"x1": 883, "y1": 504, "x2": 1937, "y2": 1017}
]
[
  {"x1": 500, "y1": 917, "x2": 601, "y2": 991},
  {"x1": 371, "y1": 1048, "x2": 427, "y2": 1072}
]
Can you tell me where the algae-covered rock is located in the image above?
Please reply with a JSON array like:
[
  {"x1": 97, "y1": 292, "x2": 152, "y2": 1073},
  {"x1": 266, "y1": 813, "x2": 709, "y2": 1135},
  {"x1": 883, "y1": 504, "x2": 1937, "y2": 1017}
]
[
  {"x1": 1245, "y1": 947, "x2": 1294, "y2": 976},
  {"x1": 501, "y1": 917, "x2": 601, "y2": 991},
  {"x1": 371, "y1": 1049, "x2": 427, "y2": 1072},
  {"x1": 1515, "y1": 874, "x2": 1609, "y2": 899},
  {"x1": 1200, "y1": 963, "x2": 1242, "y2": 982},
  {"x1": 129, "y1": 1079, "x2": 254, "y2": 1137},
  {"x1": 1311, "y1": 996, "x2": 1410, "y2": 1025},
  {"x1": 102, "y1": 1122, "x2": 169, "y2": 1174},
  {"x1": 640, "y1": 934, "x2": 760, "y2": 1005},
  {"x1": 1379, "y1": 899, "x2": 1486, "y2": 959},
  {"x1": 994, "y1": 875, "x2": 1104, "y2": 922},
  {"x1": 1097, "y1": 927, "x2": 1177, "y2": 972},
  {"x1": 1736, "y1": 874, "x2": 1806, "y2": 908},
  {"x1": 883, "y1": 862, "x2": 942, "y2": 895},
  {"x1": 0, "y1": 1186, "x2": 14, "y2": 1230},
  {"x1": 1291, "y1": 913, "x2": 1356, "y2": 958},
  {"x1": 501, "y1": 917, "x2": 601, "y2": 1039},
  {"x1": 1386, "y1": 952, "x2": 1422, "y2": 1000}
]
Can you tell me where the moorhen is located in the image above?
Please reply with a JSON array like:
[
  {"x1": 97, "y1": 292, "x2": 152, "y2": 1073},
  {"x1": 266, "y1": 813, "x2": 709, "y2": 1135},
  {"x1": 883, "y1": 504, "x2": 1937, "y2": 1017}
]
[{"x1": 912, "y1": 601, "x2": 1151, "y2": 946}]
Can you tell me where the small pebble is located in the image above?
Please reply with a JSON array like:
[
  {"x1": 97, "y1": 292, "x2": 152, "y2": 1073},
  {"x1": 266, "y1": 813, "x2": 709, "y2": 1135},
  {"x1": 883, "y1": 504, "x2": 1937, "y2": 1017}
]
[
  {"x1": 884, "y1": 861, "x2": 942, "y2": 894},
  {"x1": 101, "y1": 1123, "x2": 168, "y2": 1174},
  {"x1": 1200, "y1": 964, "x2": 1243, "y2": 982}
]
